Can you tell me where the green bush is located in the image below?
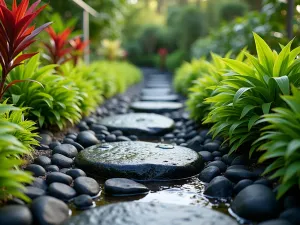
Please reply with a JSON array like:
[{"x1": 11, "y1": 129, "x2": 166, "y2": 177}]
[
  {"x1": 255, "y1": 86, "x2": 300, "y2": 198},
  {"x1": 204, "y1": 33, "x2": 300, "y2": 155},
  {"x1": 174, "y1": 58, "x2": 212, "y2": 96},
  {"x1": 187, "y1": 51, "x2": 246, "y2": 122},
  {"x1": 219, "y1": 2, "x2": 248, "y2": 22},
  {"x1": 166, "y1": 50, "x2": 187, "y2": 72},
  {"x1": 6, "y1": 55, "x2": 82, "y2": 129},
  {"x1": 0, "y1": 104, "x2": 36, "y2": 202}
]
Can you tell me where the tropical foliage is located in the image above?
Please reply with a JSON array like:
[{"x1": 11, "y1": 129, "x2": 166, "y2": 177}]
[
  {"x1": 0, "y1": 103, "x2": 36, "y2": 202},
  {"x1": 255, "y1": 86, "x2": 300, "y2": 198},
  {"x1": 205, "y1": 34, "x2": 300, "y2": 155}
]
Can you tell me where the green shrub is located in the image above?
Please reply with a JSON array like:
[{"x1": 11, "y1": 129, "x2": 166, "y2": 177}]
[
  {"x1": 174, "y1": 58, "x2": 212, "y2": 96},
  {"x1": 166, "y1": 50, "x2": 188, "y2": 72},
  {"x1": 255, "y1": 86, "x2": 300, "y2": 198},
  {"x1": 61, "y1": 63, "x2": 103, "y2": 116},
  {"x1": 0, "y1": 104, "x2": 35, "y2": 202},
  {"x1": 204, "y1": 33, "x2": 300, "y2": 155},
  {"x1": 6, "y1": 55, "x2": 81, "y2": 129},
  {"x1": 187, "y1": 51, "x2": 246, "y2": 122},
  {"x1": 219, "y1": 2, "x2": 248, "y2": 22}
]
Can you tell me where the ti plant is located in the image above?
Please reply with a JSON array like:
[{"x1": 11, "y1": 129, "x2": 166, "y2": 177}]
[
  {"x1": 204, "y1": 33, "x2": 300, "y2": 155},
  {"x1": 69, "y1": 37, "x2": 89, "y2": 66},
  {"x1": 0, "y1": 0, "x2": 50, "y2": 100},
  {"x1": 254, "y1": 86, "x2": 300, "y2": 198},
  {"x1": 43, "y1": 26, "x2": 73, "y2": 65}
]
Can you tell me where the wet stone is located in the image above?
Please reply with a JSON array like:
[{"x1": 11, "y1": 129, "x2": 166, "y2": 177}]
[
  {"x1": 141, "y1": 88, "x2": 171, "y2": 96},
  {"x1": 74, "y1": 177, "x2": 100, "y2": 196},
  {"x1": 66, "y1": 169, "x2": 86, "y2": 179},
  {"x1": 233, "y1": 179, "x2": 254, "y2": 194},
  {"x1": 25, "y1": 164, "x2": 46, "y2": 177},
  {"x1": 63, "y1": 202, "x2": 238, "y2": 225},
  {"x1": 52, "y1": 154, "x2": 74, "y2": 168},
  {"x1": 204, "y1": 176, "x2": 233, "y2": 198},
  {"x1": 48, "y1": 183, "x2": 77, "y2": 201},
  {"x1": 225, "y1": 168, "x2": 258, "y2": 183},
  {"x1": 198, "y1": 151, "x2": 213, "y2": 162},
  {"x1": 131, "y1": 101, "x2": 183, "y2": 113},
  {"x1": 258, "y1": 219, "x2": 293, "y2": 225},
  {"x1": 75, "y1": 141, "x2": 203, "y2": 181},
  {"x1": 74, "y1": 195, "x2": 94, "y2": 209},
  {"x1": 46, "y1": 172, "x2": 73, "y2": 185},
  {"x1": 231, "y1": 184, "x2": 279, "y2": 221},
  {"x1": 34, "y1": 156, "x2": 51, "y2": 167},
  {"x1": 199, "y1": 166, "x2": 221, "y2": 183},
  {"x1": 105, "y1": 178, "x2": 149, "y2": 196},
  {"x1": 53, "y1": 144, "x2": 78, "y2": 158},
  {"x1": 140, "y1": 95, "x2": 179, "y2": 102},
  {"x1": 31, "y1": 178, "x2": 48, "y2": 190},
  {"x1": 23, "y1": 186, "x2": 46, "y2": 199},
  {"x1": 0, "y1": 205, "x2": 33, "y2": 225},
  {"x1": 76, "y1": 131, "x2": 100, "y2": 148},
  {"x1": 31, "y1": 196, "x2": 69, "y2": 225},
  {"x1": 98, "y1": 113, "x2": 174, "y2": 137}
]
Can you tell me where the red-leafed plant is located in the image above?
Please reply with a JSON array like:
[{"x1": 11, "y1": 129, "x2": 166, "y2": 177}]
[
  {"x1": 69, "y1": 37, "x2": 89, "y2": 66},
  {"x1": 0, "y1": 0, "x2": 51, "y2": 100},
  {"x1": 43, "y1": 26, "x2": 73, "y2": 65}
]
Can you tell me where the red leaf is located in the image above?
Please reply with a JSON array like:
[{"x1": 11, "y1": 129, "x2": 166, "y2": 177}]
[
  {"x1": 0, "y1": 5, "x2": 16, "y2": 41},
  {"x1": 13, "y1": 22, "x2": 52, "y2": 57},
  {"x1": 16, "y1": 0, "x2": 29, "y2": 21},
  {"x1": 13, "y1": 52, "x2": 37, "y2": 66},
  {"x1": 2, "y1": 79, "x2": 43, "y2": 94},
  {"x1": 13, "y1": 40, "x2": 35, "y2": 59},
  {"x1": 26, "y1": 0, "x2": 41, "y2": 15},
  {"x1": 0, "y1": 0, "x2": 7, "y2": 7}
]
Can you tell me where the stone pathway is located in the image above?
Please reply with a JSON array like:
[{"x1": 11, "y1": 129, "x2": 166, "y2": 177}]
[{"x1": 1, "y1": 68, "x2": 289, "y2": 225}]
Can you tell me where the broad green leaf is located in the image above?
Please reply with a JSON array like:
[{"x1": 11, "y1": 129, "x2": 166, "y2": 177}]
[
  {"x1": 223, "y1": 58, "x2": 255, "y2": 76},
  {"x1": 262, "y1": 102, "x2": 272, "y2": 114},
  {"x1": 233, "y1": 87, "x2": 252, "y2": 105},
  {"x1": 286, "y1": 139, "x2": 300, "y2": 159},
  {"x1": 273, "y1": 76, "x2": 290, "y2": 95},
  {"x1": 240, "y1": 105, "x2": 256, "y2": 119},
  {"x1": 273, "y1": 40, "x2": 292, "y2": 77}
]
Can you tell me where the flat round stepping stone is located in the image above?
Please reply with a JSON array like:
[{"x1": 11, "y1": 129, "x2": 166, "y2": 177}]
[
  {"x1": 140, "y1": 94, "x2": 178, "y2": 102},
  {"x1": 146, "y1": 83, "x2": 170, "y2": 88},
  {"x1": 131, "y1": 101, "x2": 183, "y2": 113},
  {"x1": 75, "y1": 141, "x2": 203, "y2": 181},
  {"x1": 98, "y1": 113, "x2": 174, "y2": 137},
  {"x1": 63, "y1": 202, "x2": 238, "y2": 225},
  {"x1": 105, "y1": 178, "x2": 149, "y2": 196},
  {"x1": 141, "y1": 88, "x2": 172, "y2": 96}
]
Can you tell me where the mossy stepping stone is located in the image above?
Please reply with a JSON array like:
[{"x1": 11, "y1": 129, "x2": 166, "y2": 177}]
[
  {"x1": 131, "y1": 101, "x2": 183, "y2": 113},
  {"x1": 63, "y1": 202, "x2": 238, "y2": 225},
  {"x1": 75, "y1": 141, "x2": 203, "y2": 180},
  {"x1": 98, "y1": 113, "x2": 174, "y2": 137}
]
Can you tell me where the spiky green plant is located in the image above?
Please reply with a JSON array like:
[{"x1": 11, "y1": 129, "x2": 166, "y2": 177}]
[
  {"x1": 0, "y1": 103, "x2": 35, "y2": 202},
  {"x1": 61, "y1": 62, "x2": 103, "y2": 115},
  {"x1": 174, "y1": 58, "x2": 212, "y2": 96},
  {"x1": 187, "y1": 51, "x2": 247, "y2": 121},
  {"x1": 5, "y1": 54, "x2": 81, "y2": 129},
  {"x1": 254, "y1": 86, "x2": 300, "y2": 198},
  {"x1": 204, "y1": 33, "x2": 300, "y2": 155}
]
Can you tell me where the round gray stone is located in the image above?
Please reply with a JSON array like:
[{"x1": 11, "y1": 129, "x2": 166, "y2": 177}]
[
  {"x1": 98, "y1": 113, "x2": 174, "y2": 137},
  {"x1": 130, "y1": 101, "x2": 183, "y2": 113},
  {"x1": 75, "y1": 141, "x2": 203, "y2": 181},
  {"x1": 63, "y1": 202, "x2": 238, "y2": 225},
  {"x1": 105, "y1": 178, "x2": 149, "y2": 196},
  {"x1": 141, "y1": 88, "x2": 171, "y2": 96},
  {"x1": 140, "y1": 95, "x2": 178, "y2": 102}
]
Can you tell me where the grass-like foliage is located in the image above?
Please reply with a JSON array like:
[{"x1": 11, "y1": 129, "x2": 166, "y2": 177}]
[
  {"x1": 0, "y1": 103, "x2": 36, "y2": 202},
  {"x1": 255, "y1": 86, "x2": 300, "y2": 198},
  {"x1": 187, "y1": 51, "x2": 246, "y2": 121},
  {"x1": 0, "y1": 0, "x2": 50, "y2": 100},
  {"x1": 204, "y1": 33, "x2": 300, "y2": 155},
  {"x1": 174, "y1": 58, "x2": 212, "y2": 96},
  {"x1": 6, "y1": 54, "x2": 81, "y2": 129}
]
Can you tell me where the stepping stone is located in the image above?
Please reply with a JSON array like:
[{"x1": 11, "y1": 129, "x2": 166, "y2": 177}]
[
  {"x1": 105, "y1": 178, "x2": 149, "y2": 196},
  {"x1": 141, "y1": 88, "x2": 172, "y2": 96},
  {"x1": 75, "y1": 141, "x2": 203, "y2": 181},
  {"x1": 98, "y1": 113, "x2": 174, "y2": 137},
  {"x1": 140, "y1": 94, "x2": 179, "y2": 102},
  {"x1": 62, "y1": 202, "x2": 238, "y2": 225},
  {"x1": 146, "y1": 83, "x2": 170, "y2": 88},
  {"x1": 131, "y1": 101, "x2": 183, "y2": 113}
]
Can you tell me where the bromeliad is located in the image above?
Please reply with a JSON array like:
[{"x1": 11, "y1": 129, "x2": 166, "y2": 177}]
[{"x1": 0, "y1": 0, "x2": 51, "y2": 100}]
